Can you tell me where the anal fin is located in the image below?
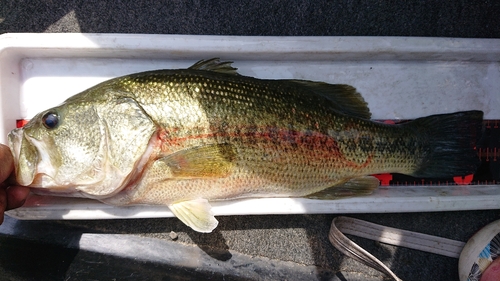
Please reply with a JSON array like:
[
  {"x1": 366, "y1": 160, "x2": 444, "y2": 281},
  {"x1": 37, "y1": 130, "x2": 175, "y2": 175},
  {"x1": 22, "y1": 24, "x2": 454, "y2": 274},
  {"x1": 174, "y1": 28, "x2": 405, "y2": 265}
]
[
  {"x1": 306, "y1": 176, "x2": 380, "y2": 200},
  {"x1": 168, "y1": 199, "x2": 219, "y2": 233}
]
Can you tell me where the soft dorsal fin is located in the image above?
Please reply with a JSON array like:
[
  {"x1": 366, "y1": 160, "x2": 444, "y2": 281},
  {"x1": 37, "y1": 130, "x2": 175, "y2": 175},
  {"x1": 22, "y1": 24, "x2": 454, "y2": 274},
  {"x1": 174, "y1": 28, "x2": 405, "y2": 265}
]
[
  {"x1": 288, "y1": 81, "x2": 371, "y2": 119},
  {"x1": 188, "y1": 59, "x2": 370, "y2": 118},
  {"x1": 188, "y1": 58, "x2": 240, "y2": 76}
]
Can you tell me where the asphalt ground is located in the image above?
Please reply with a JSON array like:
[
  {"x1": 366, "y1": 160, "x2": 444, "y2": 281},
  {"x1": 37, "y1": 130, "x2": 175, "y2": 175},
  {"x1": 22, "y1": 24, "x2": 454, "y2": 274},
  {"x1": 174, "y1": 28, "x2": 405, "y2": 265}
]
[{"x1": 1, "y1": 1, "x2": 500, "y2": 280}]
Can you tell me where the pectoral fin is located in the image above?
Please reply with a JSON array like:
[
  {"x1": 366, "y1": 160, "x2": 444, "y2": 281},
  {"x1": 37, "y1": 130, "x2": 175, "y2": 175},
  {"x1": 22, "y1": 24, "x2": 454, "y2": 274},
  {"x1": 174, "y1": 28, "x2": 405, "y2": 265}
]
[
  {"x1": 306, "y1": 176, "x2": 380, "y2": 199},
  {"x1": 162, "y1": 143, "x2": 237, "y2": 178},
  {"x1": 169, "y1": 199, "x2": 219, "y2": 233}
]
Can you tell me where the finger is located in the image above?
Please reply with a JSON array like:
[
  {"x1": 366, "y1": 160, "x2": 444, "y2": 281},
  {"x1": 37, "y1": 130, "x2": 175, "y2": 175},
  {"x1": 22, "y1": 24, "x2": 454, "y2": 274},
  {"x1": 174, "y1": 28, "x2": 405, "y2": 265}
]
[
  {"x1": 0, "y1": 144, "x2": 14, "y2": 183},
  {"x1": 0, "y1": 188, "x2": 6, "y2": 225},
  {"x1": 6, "y1": 186, "x2": 30, "y2": 210}
]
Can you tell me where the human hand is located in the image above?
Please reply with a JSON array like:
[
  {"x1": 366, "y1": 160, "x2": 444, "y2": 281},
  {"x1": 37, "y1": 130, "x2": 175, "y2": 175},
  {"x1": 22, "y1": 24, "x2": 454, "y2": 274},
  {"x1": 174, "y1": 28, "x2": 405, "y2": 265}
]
[{"x1": 0, "y1": 143, "x2": 30, "y2": 224}]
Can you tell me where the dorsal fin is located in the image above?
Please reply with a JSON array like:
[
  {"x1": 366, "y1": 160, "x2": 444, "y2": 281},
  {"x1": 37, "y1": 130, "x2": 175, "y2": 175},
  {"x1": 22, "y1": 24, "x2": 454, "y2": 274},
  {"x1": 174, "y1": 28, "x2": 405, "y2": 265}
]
[
  {"x1": 188, "y1": 58, "x2": 240, "y2": 75},
  {"x1": 188, "y1": 60, "x2": 370, "y2": 118},
  {"x1": 288, "y1": 81, "x2": 371, "y2": 119}
]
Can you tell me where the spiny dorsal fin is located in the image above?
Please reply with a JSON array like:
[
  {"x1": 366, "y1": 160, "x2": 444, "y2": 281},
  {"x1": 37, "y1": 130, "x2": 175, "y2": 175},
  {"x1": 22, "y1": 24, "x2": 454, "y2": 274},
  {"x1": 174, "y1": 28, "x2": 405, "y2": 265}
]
[
  {"x1": 289, "y1": 81, "x2": 371, "y2": 119},
  {"x1": 189, "y1": 58, "x2": 240, "y2": 75}
]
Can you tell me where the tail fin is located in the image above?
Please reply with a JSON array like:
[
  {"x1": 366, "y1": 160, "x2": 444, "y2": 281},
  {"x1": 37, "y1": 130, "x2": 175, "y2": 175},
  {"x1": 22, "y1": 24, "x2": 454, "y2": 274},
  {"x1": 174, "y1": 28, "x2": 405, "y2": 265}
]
[{"x1": 409, "y1": 110, "x2": 484, "y2": 178}]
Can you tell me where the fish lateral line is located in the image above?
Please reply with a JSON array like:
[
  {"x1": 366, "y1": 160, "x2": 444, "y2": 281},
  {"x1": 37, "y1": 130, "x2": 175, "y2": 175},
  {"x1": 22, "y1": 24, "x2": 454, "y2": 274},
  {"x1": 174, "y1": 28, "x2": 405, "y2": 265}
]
[
  {"x1": 156, "y1": 126, "x2": 344, "y2": 147},
  {"x1": 155, "y1": 125, "x2": 376, "y2": 170}
]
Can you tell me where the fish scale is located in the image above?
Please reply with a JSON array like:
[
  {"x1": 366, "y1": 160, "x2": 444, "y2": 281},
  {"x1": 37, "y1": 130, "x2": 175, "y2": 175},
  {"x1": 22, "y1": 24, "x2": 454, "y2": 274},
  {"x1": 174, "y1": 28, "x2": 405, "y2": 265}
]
[
  {"x1": 116, "y1": 70, "x2": 421, "y2": 177},
  {"x1": 102, "y1": 69, "x2": 466, "y2": 201}
]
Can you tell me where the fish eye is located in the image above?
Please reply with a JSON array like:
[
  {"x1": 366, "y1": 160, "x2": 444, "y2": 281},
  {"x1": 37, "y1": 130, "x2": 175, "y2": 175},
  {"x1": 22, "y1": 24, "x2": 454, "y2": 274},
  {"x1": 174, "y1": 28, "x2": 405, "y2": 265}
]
[{"x1": 42, "y1": 111, "x2": 60, "y2": 129}]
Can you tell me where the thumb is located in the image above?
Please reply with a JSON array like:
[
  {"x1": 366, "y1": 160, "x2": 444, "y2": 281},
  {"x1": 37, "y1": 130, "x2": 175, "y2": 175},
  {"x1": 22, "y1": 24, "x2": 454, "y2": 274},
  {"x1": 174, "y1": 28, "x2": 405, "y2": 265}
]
[{"x1": 0, "y1": 144, "x2": 14, "y2": 183}]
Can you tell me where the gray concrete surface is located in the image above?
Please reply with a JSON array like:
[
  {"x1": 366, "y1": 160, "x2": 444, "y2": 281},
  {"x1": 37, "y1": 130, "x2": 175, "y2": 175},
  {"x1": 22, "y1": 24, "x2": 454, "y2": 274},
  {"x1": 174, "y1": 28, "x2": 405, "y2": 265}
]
[{"x1": 1, "y1": 1, "x2": 500, "y2": 280}]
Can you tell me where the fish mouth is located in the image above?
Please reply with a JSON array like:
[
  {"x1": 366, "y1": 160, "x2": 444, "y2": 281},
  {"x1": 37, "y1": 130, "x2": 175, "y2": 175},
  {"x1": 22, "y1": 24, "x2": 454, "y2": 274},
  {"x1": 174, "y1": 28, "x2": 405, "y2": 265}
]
[
  {"x1": 8, "y1": 128, "x2": 23, "y2": 172},
  {"x1": 7, "y1": 127, "x2": 117, "y2": 196},
  {"x1": 8, "y1": 128, "x2": 35, "y2": 186},
  {"x1": 8, "y1": 128, "x2": 58, "y2": 187}
]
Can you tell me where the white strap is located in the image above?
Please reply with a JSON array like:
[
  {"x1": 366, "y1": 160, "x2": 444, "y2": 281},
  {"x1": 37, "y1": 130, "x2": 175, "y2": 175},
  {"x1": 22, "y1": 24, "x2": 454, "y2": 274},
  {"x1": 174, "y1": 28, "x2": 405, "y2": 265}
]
[{"x1": 329, "y1": 216, "x2": 466, "y2": 281}]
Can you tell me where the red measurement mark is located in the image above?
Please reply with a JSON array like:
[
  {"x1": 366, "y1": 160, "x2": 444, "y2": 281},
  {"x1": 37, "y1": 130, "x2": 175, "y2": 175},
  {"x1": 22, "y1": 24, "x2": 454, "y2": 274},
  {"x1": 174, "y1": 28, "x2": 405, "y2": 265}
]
[
  {"x1": 453, "y1": 174, "x2": 474, "y2": 185},
  {"x1": 478, "y1": 148, "x2": 499, "y2": 161},
  {"x1": 372, "y1": 173, "x2": 393, "y2": 186},
  {"x1": 16, "y1": 119, "x2": 29, "y2": 128},
  {"x1": 484, "y1": 120, "x2": 499, "y2": 129}
]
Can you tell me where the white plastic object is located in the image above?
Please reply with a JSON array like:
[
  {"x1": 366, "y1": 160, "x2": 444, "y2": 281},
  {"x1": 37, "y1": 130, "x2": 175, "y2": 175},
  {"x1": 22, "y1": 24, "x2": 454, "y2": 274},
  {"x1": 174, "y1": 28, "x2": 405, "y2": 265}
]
[
  {"x1": 0, "y1": 33, "x2": 499, "y2": 220},
  {"x1": 459, "y1": 220, "x2": 500, "y2": 281},
  {"x1": 330, "y1": 217, "x2": 500, "y2": 281}
]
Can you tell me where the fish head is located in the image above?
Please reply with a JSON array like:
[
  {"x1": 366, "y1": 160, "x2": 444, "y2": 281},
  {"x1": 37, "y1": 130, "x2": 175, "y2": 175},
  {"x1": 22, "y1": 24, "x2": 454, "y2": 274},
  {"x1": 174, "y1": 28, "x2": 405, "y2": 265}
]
[{"x1": 8, "y1": 92, "x2": 157, "y2": 198}]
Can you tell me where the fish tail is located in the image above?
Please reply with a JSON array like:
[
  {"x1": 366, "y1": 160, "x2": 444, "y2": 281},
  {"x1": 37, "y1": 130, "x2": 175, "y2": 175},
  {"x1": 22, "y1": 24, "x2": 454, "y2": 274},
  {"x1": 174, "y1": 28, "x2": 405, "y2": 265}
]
[{"x1": 409, "y1": 110, "x2": 484, "y2": 178}]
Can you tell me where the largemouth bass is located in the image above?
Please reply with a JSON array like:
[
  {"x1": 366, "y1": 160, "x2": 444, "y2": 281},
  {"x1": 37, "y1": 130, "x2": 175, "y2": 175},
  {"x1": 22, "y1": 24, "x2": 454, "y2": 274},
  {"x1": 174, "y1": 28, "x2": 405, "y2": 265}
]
[{"x1": 8, "y1": 59, "x2": 483, "y2": 232}]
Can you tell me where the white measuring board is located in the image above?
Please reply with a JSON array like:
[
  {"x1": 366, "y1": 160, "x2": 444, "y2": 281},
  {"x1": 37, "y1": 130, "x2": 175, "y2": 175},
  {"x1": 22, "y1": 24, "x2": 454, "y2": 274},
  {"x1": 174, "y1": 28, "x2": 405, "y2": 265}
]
[{"x1": 1, "y1": 34, "x2": 499, "y2": 220}]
